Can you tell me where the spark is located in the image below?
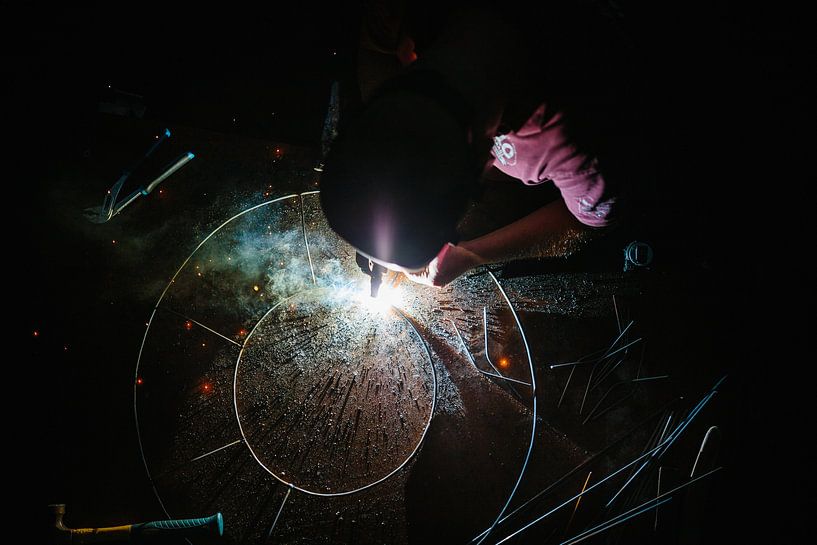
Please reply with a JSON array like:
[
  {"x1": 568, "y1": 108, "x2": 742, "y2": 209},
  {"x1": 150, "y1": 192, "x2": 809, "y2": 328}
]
[
  {"x1": 201, "y1": 342, "x2": 206, "y2": 347},
  {"x1": 499, "y1": 357, "x2": 510, "y2": 369},
  {"x1": 136, "y1": 377, "x2": 143, "y2": 385},
  {"x1": 253, "y1": 285, "x2": 260, "y2": 292},
  {"x1": 238, "y1": 328, "x2": 248, "y2": 337},
  {"x1": 197, "y1": 272, "x2": 202, "y2": 277},
  {"x1": 203, "y1": 383, "x2": 212, "y2": 392},
  {"x1": 112, "y1": 240, "x2": 117, "y2": 244},
  {"x1": 32, "y1": 330, "x2": 39, "y2": 337},
  {"x1": 184, "y1": 320, "x2": 193, "y2": 331}
]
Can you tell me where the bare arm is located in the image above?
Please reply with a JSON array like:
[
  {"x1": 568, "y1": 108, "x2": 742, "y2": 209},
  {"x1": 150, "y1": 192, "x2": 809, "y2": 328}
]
[
  {"x1": 407, "y1": 199, "x2": 600, "y2": 287},
  {"x1": 461, "y1": 198, "x2": 597, "y2": 263}
]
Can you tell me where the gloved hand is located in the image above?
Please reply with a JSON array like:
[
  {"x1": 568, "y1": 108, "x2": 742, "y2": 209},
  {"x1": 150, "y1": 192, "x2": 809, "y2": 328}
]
[{"x1": 406, "y1": 242, "x2": 484, "y2": 287}]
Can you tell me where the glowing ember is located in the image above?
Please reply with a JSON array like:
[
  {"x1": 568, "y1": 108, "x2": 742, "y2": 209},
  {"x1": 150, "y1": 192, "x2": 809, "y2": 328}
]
[
  {"x1": 112, "y1": 240, "x2": 117, "y2": 244},
  {"x1": 203, "y1": 383, "x2": 211, "y2": 392},
  {"x1": 184, "y1": 320, "x2": 193, "y2": 330},
  {"x1": 253, "y1": 285, "x2": 260, "y2": 292},
  {"x1": 32, "y1": 330, "x2": 39, "y2": 337},
  {"x1": 238, "y1": 328, "x2": 248, "y2": 337},
  {"x1": 499, "y1": 357, "x2": 510, "y2": 369},
  {"x1": 136, "y1": 377, "x2": 143, "y2": 385}
]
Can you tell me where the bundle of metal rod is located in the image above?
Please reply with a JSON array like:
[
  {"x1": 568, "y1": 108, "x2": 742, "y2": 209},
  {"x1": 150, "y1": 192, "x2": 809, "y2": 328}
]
[
  {"x1": 489, "y1": 376, "x2": 726, "y2": 544},
  {"x1": 469, "y1": 398, "x2": 681, "y2": 543}
]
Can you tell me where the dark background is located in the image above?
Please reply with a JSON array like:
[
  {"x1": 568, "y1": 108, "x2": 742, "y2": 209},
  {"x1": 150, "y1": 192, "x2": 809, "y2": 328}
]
[{"x1": 8, "y1": 1, "x2": 811, "y2": 542}]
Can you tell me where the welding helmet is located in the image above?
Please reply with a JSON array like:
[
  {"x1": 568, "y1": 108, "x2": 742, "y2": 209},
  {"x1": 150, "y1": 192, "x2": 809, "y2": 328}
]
[{"x1": 320, "y1": 70, "x2": 476, "y2": 271}]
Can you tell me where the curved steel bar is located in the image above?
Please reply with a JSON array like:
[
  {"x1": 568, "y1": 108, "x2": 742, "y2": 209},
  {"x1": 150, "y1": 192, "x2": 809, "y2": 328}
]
[
  {"x1": 451, "y1": 320, "x2": 532, "y2": 387},
  {"x1": 233, "y1": 287, "x2": 437, "y2": 497},
  {"x1": 134, "y1": 194, "x2": 301, "y2": 519},
  {"x1": 298, "y1": 193, "x2": 317, "y2": 286},
  {"x1": 473, "y1": 270, "x2": 538, "y2": 545}
]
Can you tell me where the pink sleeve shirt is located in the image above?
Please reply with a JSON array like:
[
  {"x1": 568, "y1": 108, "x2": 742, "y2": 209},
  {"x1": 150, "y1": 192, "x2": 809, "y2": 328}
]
[{"x1": 491, "y1": 103, "x2": 615, "y2": 227}]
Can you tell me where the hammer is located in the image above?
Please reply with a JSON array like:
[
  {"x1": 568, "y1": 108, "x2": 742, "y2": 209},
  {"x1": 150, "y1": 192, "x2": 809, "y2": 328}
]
[{"x1": 49, "y1": 504, "x2": 223, "y2": 544}]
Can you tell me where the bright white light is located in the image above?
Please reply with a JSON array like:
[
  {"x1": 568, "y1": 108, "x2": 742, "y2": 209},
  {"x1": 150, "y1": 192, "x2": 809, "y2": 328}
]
[{"x1": 358, "y1": 284, "x2": 404, "y2": 314}]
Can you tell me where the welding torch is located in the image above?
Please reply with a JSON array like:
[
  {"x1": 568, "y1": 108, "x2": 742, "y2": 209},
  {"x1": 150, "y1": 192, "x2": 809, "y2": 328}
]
[{"x1": 355, "y1": 251, "x2": 386, "y2": 297}]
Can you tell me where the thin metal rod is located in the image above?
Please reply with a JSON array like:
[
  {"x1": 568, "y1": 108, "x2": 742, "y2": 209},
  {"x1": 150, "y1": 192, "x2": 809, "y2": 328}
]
[
  {"x1": 590, "y1": 356, "x2": 626, "y2": 391},
  {"x1": 299, "y1": 193, "x2": 317, "y2": 286},
  {"x1": 606, "y1": 413, "x2": 673, "y2": 507},
  {"x1": 583, "y1": 381, "x2": 627, "y2": 425},
  {"x1": 266, "y1": 486, "x2": 292, "y2": 542},
  {"x1": 613, "y1": 295, "x2": 622, "y2": 334},
  {"x1": 691, "y1": 426, "x2": 718, "y2": 477},
  {"x1": 579, "y1": 363, "x2": 596, "y2": 415},
  {"x1": 632, "y1": 375, "x2": 669, "y2": 383},
  {"x1": 636, "y1": 342, "x2": 646, "y2": 379},
  {"x1": 585, "y1": 376, "x2": 669, "y2": 425},
  {"x1": 588, "y1": 390, "x2": 635, "y2": 423},
  {"x1": 561, "y1": 498, "x2": 673, "y2": 545},
  {"x1": 470, "y1": 398, "x2": 680, "y2": 543},
  {"x1": 550, "y1": 337, "x2": 642, "y2": 369},
  {"x1": 560, "y1": 467, "x2": 722, "y2": 545},
  {"x1": 654, "y1": 466, "x2": 663, "y2": 531},
  {"x1": 564, "y1": 472, "x2": 592, "y2": 534},
  {"x1": 558, "y1": 365, "x2": 576, "y2": 408},
  {"x1": 190, "y1": 439, "x2": 243, "y2": 462},
  {"x1": 451, "y1": 320, "x2": 531, "y2": 386},
  {"x1": 549, "y1": 321, "x2": 635, "y2": 371},
  {"x1": 158, "y1": 307, "x2": 243, "y2": 347}
]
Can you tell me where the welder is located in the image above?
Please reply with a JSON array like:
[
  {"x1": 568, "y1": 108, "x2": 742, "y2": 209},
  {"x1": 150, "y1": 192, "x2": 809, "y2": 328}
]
[{"x1": 321, "y1": 3, "x2": 632, "y2": 291}]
